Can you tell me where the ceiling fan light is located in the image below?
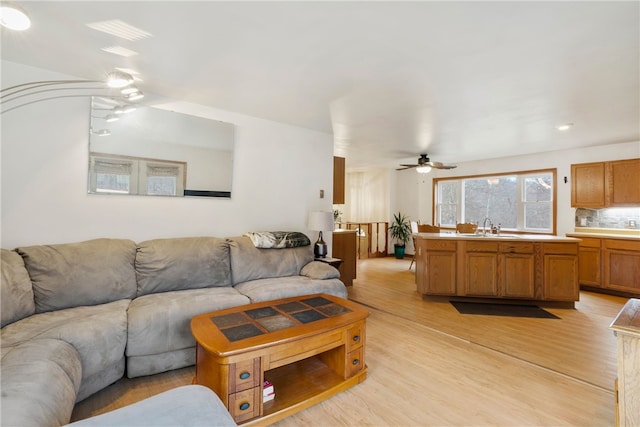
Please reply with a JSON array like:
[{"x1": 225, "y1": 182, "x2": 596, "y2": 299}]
[
  {"x1": 416, "y1": 165, "x2": 432, "y2": 174},
  {"x1": 555, "y1": 123, "x2": 574, "y2": 131},
  {"x1": 92, "y1": 128, "x2": 111, "y2": 136},
  {"x1": 0, "y1": 4, "x2": 31, "y2": 31},
  {"x1": 106, "y1": 70, "x2": 134, "y2": 88}
]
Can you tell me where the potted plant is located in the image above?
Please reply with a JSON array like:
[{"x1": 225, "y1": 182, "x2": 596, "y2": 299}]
[{"x1": 389, "y1": 211, "x2": 412, "y2": 259}]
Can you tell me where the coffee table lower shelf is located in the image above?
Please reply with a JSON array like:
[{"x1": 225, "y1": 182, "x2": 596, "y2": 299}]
[{"x1": 249, "y1": 356, "x2": 367, "y2": 426}]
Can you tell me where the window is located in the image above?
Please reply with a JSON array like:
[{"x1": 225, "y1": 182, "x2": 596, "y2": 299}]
[
  {"x1": 89, "y1": 153, "x2": 186, "y2": 196},
  {"x1": 434, "y1": 169, "x2": 556, "y2": 233}
]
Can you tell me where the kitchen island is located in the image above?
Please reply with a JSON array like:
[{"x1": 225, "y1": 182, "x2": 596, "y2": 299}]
[{"x1": 414, "y1": 233, "x2": 581, "y2": 304}]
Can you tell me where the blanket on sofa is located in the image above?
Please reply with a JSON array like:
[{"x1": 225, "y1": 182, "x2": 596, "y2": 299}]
[{"x1": 244, "y1": 231, "x2": 310, "y2": 249}]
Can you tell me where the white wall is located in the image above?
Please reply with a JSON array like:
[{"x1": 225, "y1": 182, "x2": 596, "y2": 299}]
[
  {"x1": 394, "y1": 140, "x2": 640, "y2": 237},
  {"x1": 1, "y1": 61, "x2": 335, "y2": 249}
]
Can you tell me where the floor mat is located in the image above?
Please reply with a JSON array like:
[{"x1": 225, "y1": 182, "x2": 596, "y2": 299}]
[{"x1": 451, "y1": 301, "x2": 560, "y2": 319}]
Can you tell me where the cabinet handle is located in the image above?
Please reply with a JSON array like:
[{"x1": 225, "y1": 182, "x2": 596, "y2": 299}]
[
  {"x1": 239, "y1": 371, "x2": 250, "y2": 380},
  {"x1": 352, "y1": 335, "x2": 360, "y2": 342},
  {"x1": 239, "y1": 402, "x2": 250, "y2": 411},
  {"x1": 352, "y1": 358, "x2": 360, "y2": 366}
]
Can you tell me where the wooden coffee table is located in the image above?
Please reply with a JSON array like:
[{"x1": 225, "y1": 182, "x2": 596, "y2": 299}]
[{"x1": 190, "y1": 293, "x2": 369, "y2": 425}]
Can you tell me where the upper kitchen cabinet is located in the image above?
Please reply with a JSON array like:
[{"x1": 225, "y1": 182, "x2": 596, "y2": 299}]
[
  {"x1": 608, "y1": 159, "x2": 640, "y2": 206},
  {"x1": 571, "y1": 162, "x2": 606, "y2": 207},
  {"x1": 333, "y1": 156, "x2": 345, "y2": 204},
  {"x1": 571, "y1": 158, "x2": 640, "y2": 208}
]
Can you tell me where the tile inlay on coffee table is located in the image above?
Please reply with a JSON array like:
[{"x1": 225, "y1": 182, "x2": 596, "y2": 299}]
[{"x1": 210, "y1": 296, "x2": 353, "y2": 342}]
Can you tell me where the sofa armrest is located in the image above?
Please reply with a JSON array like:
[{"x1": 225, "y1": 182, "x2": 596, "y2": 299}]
[{"x1": 300, "y1": 261, "x2": 340, "y2": 280}]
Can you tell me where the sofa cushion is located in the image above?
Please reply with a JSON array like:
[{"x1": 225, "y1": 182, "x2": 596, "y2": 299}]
[
  {"x1": 300, "y1": 261, "x2": 341, "y2": 280},
  {"x1": 1, "y1": 249, "x2": 35, "y2": 327},
  {"x1": 127, "y1": 287, "x2": 250, "y2": 358},
  {"x1": 16, "y1": 239, "x2": 137, "y2": 313},
  {"x1": 1, "y1": 338, "x2": 82, "y2": 427},
  {"x1": 64, "y1": 385, "x2": 237, "y2": 427},
  {"x1": 234, "y1": 275, "x2": 348, "y2": 303},
  {"x1": 135, "y1": 237, "x2": 231, "y2": 297},
  {"x1": 1, "y1": 299, "x2": 130, "y2": 399},
  {"x1": 228, "y1": 236, "x2": 314, "y2": 285}
]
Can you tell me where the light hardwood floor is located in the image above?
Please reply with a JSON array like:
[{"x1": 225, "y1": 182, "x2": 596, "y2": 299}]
[{"x1": 71, "y1": 257, "x2": 627, "y2": 426}]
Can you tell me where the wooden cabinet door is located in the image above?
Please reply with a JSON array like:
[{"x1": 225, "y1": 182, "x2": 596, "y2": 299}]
[
  {"x1": 571, "y1": 162, "x2": 606, "y2": 208},
  {"x1": 544, "y1": 254, "x2": 579, "y2": 300},
  {"x1": 416, "y1": 239, "x2": 456, "y2": 295},
  {"x1": 607, "y1": 159, "x2": 640, "y2": 206},
  {"x1": 603, "y1": 239, "x2": 640, "y2": 294},
  {"x1": 332, "y1": 230, "x2": 356, "y2": 286},
  {"x1": 577, "y1": 237, "x2": 602, "y2": 287},
  {"x1": 500, "y1": 253, "x2": 535, "y2": 298},
  {"x1": 426, "y1": 251, "x2": 457, "y2": 295},
  {"x1": 333, "y1": 156, "x2": 345, "y2": 204},
  {"x1": 578, "y1": 246, "x2": 602, "y2": 287},
  {"x1": 464, "y1": 252, "x2": 498, "y2": 296}
]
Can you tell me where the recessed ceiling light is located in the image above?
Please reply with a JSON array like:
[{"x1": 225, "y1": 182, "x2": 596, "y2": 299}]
[
  {"x1": 0, "y1": 3, "x2": 31, "y2": 31},
  {"x1": 556, "y1": 123, "x2": 574, "y2": 131},
  {"x1": 101, "y1": 46, "x2": 139, "y2": 57},
  {"x1": 87, "y1": 19, "x2": 152, "y2": 41}
]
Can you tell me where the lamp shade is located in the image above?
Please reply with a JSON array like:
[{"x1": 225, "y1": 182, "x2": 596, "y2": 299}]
[{"x1": 307, "y1": 211, "x2": 334, "y2": 231}]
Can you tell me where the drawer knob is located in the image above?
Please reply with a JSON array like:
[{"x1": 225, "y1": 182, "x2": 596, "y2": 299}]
[
  {"x1": 352, "y1": 358, "x2": 360, "y2": 366},
  {"x1": 239, "y1": 402, "x2": 250, "y2": 411},
  {"x1": 352, "y1": 335, "x2": 360, "y2": 342},
  {"x1": 239, "y1": 371, "x2": 250, "y2": 380}
]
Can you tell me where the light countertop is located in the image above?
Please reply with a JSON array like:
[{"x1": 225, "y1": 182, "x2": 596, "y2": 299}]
[
  {"x1": 414, "y1": 232, "x2": 580, "y2": 242},
  {"x1": 567, "y1": 228, "x2": 640, "y2": 240}
]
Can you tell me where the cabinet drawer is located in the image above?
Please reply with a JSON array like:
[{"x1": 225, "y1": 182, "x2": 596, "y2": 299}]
[
  {"x1": 228, "y1": 387, "x2": 261, "y2": 423},
  {"x1": 466, "y1": 241, "x2": 499, "y2": 252},
  {"x1": 346, "y1": 321, "x2": 365, "y2": 352},
  {"x1": 578, "y1": 237, "x2": 602, "y2": 248},
  {"x1": 347, "y1": 346, "x2": 365, "y2": 377},
  {"x1": 543, "y1": 243, "x2": 578, "y2": 255},
  {"x1": 604, "y1": 239, "x2": 640, "y2": 251},
  {"x1": 499, "y1": 243, "x2": 534, "y2": 253},
  {"x1": 229, "y1": 358, "x2": 260, "y2": 392},
  {"x1": 425, "y1": 240, "x2": 457, "y2": 251}
]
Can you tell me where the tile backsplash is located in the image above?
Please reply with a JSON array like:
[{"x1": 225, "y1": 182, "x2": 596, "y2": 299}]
[{"x1": 575, "y1": 207, "x2": 640, "y2": 229}]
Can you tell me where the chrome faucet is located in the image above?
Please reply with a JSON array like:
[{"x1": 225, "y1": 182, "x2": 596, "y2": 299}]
[{"x1": 482, "y1": 217, "x2": 492, "y2": 235}]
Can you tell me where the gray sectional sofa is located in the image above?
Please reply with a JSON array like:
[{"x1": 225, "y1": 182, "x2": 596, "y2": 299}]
[{"x1": 1, "y1": 235, "x2": 347, "y2": 427}]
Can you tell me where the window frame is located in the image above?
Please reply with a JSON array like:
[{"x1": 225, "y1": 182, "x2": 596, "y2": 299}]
[
  {"x1": 433, "y1": 168, "x2": 557, "y2": 235},
  {"x1": 89, "y1": 152, "x2": 186, "y2": 196}
]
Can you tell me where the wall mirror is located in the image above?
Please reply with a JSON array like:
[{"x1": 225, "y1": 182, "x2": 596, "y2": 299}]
[{"x1": 88, "y1": 97, "x2": 234, "y2": 198}]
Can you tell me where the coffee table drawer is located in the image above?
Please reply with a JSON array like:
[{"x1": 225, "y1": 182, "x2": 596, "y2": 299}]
[
  {"x1": 347, "y1": 346, "x2": 365, "y2": 377},
  {"x1": 229, "y1": 387, "x2": 261, "y2": 423},
  {"x1": 229, "y1": 358, "x2": 260, "y2": 392},
  {"x1": 347, "y1": 321, "x2": 365, "y2": 352}
]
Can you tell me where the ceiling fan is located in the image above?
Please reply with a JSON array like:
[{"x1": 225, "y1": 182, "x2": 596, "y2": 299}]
[{"x1": 397, "y1": 154, "x2": 457, "y2": 173}]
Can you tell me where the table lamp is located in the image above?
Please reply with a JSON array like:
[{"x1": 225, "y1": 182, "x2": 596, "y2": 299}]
[{"x1": 308, "y1": 211, "x2": 334, "y2": 258}]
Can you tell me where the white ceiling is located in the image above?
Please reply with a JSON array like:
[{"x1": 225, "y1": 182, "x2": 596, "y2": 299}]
[{"x1": 2, "y1": 1, "x2": 639, "y2": 169}]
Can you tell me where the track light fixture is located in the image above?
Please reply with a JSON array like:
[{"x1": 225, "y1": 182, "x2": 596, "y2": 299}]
[
  {"x1": 106, "y1": 71, "x2": 135, "y2": 88},
  {"x1": 0, "y1": 70, "x2": 142, "y2": 114}
]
